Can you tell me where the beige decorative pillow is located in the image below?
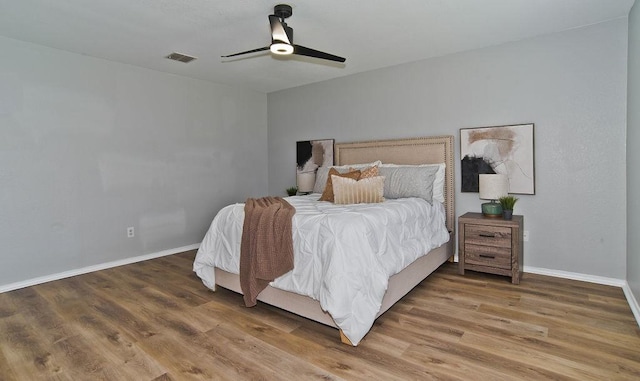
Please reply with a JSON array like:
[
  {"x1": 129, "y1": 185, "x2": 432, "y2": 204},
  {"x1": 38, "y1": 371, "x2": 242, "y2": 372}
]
[
  {"x1": 319, "y1": 168, "x2": 361, "y2": 202},
  {"x1": 313, "y1": 160, "x2": 383, "y2": 193},
  {"x1": 313, "y1": 160, "x2": 382, "y2": 193},
  {"x1": 351, "y1": 165, "x2": 379, "y2": 179},
  {"x1": 332, "y1": 175, "x2": 385, "y2": 204}
]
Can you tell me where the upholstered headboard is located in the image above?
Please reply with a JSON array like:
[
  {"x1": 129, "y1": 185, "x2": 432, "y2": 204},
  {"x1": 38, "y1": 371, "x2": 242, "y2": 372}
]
[{"x1": 335, "y1": 136, "x2": 455, "y2": 233}]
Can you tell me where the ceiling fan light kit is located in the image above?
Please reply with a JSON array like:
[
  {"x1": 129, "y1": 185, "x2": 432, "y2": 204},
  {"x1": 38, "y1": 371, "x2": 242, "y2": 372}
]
[
  {"x1": 270, "y1": 42, "x2": 294, "y2": 55},
  {"x1": 222, "y1": 4, "x2": 345, "y2": 63}
]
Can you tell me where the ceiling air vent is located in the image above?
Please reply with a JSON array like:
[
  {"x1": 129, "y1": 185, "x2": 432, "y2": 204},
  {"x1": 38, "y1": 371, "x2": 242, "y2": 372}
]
[{"x1": 166, "y1": 52, "x2": 197, "y2": 63}]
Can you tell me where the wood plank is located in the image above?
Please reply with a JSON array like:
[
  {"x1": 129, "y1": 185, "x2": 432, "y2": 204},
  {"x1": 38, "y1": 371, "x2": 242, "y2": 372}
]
[
  {"x1": 135, "y1": 331, "x2": 248, "y2": 380},
  {"x1": 33, "y1": 278, "x2": 167, "y2": 380},
  {"x1": 460, "y1": 330, "x2": 619, "y2": 380},
  {"x1": 0, "y1": 313, "x2": 66, "y2": 380}
]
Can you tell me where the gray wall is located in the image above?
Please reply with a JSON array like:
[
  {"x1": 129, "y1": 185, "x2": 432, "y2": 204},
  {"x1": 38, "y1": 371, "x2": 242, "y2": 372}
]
[
  {"x1": 268, "y1": 18, "x2": 628, "y2": 279},
  {"x1": 628, "y1": 3, "x2": 640, "y2": 299},
  {"x1": 0, "y1": 36, "x2": 268, "y2": 287}
]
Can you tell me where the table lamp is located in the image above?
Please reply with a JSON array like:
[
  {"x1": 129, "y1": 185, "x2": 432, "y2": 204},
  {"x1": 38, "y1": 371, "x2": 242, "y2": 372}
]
[
  {"x1": 296, "y1": 171, "x2": 316, "y2": 194},
  {"x1": 479, "y1": 174, "x2": 509, "y2": 217}
]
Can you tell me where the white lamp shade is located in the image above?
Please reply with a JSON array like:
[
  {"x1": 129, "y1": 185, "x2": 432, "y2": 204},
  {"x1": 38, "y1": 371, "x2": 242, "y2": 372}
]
[
  {"x1": 297, "y1": 172, "x2": 316, "y2": 193},
  {"x1": 479, "y1": 174, "x2": 509, "y2": 200}
]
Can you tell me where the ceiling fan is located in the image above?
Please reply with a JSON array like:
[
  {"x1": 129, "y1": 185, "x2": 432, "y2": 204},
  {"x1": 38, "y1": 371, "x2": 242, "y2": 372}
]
[{"x1": 221, "y1": 4, "x2": 346, "y2": 63}]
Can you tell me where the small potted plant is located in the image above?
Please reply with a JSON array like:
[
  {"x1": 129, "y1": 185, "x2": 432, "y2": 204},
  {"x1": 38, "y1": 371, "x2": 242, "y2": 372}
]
[
  {"x1": 499, "y1": 195, "x2": 518, "y2": 220},
  {"x1": 286, "y1": 186, "x2": 298, "y2": 197}
]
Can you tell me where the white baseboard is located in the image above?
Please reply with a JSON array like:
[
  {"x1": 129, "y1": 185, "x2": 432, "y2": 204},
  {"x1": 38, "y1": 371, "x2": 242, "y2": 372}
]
[
  {"x1": 0, "y1": 243, "x2": 200, "y2": 294},
  {"x1": 524, "y1": 265, "x2": 640, "y2": 328},
  {"x1": 523, "y1": 265, "x2": 627, "y2": 287},
  {"x1": 622, "y1": 282, "x2": 640, "y2": 328}
]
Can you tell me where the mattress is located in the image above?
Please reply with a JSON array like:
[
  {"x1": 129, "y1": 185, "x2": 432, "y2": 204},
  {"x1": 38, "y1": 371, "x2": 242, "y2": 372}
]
[{"x1": 193, "y1": 194, "x2": 450, "y2": 345}]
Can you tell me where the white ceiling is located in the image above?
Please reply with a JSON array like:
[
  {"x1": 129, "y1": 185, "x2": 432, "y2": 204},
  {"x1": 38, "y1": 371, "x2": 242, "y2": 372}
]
[{"x1": 0, "y1": 0, "x2": 634, "y2": 93}]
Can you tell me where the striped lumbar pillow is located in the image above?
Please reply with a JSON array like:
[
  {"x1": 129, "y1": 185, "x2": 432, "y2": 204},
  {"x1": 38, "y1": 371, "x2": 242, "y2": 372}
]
[{"x1": 332, "y1": 175, "x2": 385, "y2": 204}]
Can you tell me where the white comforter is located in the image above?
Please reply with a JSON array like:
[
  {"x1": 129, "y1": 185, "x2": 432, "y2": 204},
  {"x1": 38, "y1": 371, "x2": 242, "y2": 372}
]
[{"x1": 193, "y1": 194, "x2": 449, "y2": 345}]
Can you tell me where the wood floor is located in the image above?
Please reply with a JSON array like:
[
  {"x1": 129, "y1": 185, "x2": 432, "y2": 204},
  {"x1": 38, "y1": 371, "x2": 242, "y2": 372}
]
[{"x1": 1, "y1": 250, "x2": 639, "y2": 380}]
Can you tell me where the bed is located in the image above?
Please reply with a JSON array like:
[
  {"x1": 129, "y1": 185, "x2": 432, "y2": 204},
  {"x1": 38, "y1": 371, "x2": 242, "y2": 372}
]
[{"x1": 193, "y1": 136, "x2": 455, "y2": 346}]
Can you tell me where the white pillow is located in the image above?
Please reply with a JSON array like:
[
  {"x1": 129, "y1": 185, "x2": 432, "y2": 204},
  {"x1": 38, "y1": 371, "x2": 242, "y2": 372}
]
[
  {"x1": 332, "y1": 175, "x2": 385, "y2": 204},
  {"x1": 380, "y1": 163, "x2": 446, "y2": 203},
  {"x1": 313, "y1": 160, "x2": 383, "y2": 194}
]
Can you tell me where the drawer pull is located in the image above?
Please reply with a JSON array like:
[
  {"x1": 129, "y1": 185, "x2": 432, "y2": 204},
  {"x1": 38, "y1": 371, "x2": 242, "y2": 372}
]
[
  {"x1": 479, "y1": 233, "x2": 495, "y2": 238},
  {"x1": 479, "y1": 254, "x2": 495, "y2": 259}
]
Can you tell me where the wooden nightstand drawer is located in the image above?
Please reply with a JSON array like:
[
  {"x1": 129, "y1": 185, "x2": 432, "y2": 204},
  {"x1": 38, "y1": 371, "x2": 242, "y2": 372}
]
[
  {"x1": 465, "y1": 244, "x2": 511, "y2": 269},
  {"x1": 465, "y1": 224, "x2": 512, "y2": 248}
]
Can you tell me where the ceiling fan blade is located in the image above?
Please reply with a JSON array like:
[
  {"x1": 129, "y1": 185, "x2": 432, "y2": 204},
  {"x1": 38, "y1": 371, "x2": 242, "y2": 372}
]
[
  {"x1": 293, "y1": 45, "x2": 346, "y2": 63},
  {"x1": 269, "y1": 15, "x2": 291, "y2": 44},
  {"x1": 221, "y1": 46, "x2": 269, "y2": 58}
]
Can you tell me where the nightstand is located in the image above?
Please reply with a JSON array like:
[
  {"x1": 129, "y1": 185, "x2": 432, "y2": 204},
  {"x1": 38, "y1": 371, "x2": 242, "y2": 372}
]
[{"x1": 458, "y1": 212, "x2": 524, "y2": 284}]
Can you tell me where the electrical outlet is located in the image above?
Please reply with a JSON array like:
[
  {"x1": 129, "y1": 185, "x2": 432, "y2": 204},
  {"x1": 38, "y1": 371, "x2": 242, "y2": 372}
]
[
  {"x1": 127, "y1": 227, "x2": 135, "y2": 238},
  {"x1": 523, "y1": 230, "x2": 529, "y2": 242}
]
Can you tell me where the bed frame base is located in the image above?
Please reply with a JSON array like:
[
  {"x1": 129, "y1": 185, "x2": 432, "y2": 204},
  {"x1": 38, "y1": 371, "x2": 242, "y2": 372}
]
[{"x1": 340, "y1": 330, "x2": 353, "y2": 345}]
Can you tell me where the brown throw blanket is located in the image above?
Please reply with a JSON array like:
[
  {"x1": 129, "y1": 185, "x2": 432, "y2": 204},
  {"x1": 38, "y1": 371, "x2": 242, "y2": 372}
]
[{"x1": 240, "y1": 196, "x2": 295, "y2": 307}]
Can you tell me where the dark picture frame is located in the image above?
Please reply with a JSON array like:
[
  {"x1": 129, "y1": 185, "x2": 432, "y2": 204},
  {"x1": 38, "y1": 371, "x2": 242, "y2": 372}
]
[
  {"x1": 460, "y1": 123, "x2": 535, "y2": 194},
  {"x1": 296, "y1": 139, "x2": 335, "y2": 171}
]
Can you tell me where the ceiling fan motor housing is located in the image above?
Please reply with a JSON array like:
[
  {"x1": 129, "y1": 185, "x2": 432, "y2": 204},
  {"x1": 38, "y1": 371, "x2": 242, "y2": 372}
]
[{"x1": 274, "y1": 4, "x2": 292, "y2": 19}]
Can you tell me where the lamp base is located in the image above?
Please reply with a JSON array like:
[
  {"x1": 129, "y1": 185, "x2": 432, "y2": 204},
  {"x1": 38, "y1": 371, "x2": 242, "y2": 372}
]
[{"x1": 481, "y1": 202, "x2": 503, "y2": 217}]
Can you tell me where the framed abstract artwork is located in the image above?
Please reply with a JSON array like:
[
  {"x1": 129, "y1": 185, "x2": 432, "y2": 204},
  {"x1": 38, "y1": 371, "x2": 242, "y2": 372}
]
[
  {"x1": 460, "y1": 123, "x2": 535, "y2": 194},
  {"x1": 296, "y1": 139, "x2": 334, "y2": 171},
  {"x1": 296, "y1": 139, "x2": 334, "y2": 193}
]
